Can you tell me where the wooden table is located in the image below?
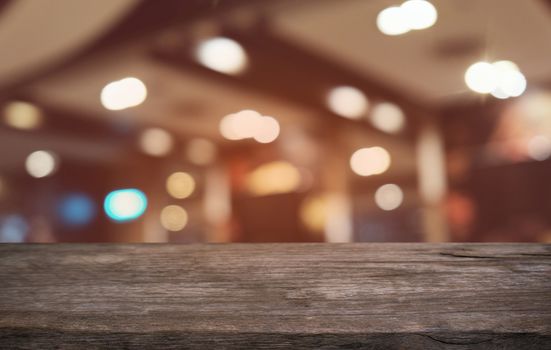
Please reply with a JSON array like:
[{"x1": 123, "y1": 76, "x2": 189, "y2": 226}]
[{"x1": 0, "y1": 244, "x2": 550, "y2": 349}]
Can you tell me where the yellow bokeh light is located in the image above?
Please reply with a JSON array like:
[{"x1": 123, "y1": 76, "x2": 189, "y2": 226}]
[
  {"x1": 166, "y1": 172, "x2": 196, "y2": 199},
  {"x1": 300, "y1": 194, "x2": 328, "y2": 232},
  {"x1": 3, "y1": 101, "x2": 43, "y2": 130},
  {"x1": 246, "y1": 161, "x2": 301, "y2": 196},
  {"x1": 160, "y1": 205, "x2": 188, "y2": 231},
  {"x1": 350, "y1": 146, "x2": 391, "y2": 176}
]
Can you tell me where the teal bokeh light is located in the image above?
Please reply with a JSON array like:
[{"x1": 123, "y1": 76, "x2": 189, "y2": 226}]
[{"x1": 103, "y1": 189, "x2": 147, "y2": 222}]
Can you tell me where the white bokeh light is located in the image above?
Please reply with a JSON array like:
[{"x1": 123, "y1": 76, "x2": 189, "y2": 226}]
[
  {"x1": 527, "y1": 135, "x2": 551, "y2": 161},
  {"x1": 369, "y1": 102, "x2": 405, "y2": 134},
  {"x1": 465, "y1": 62, "x2": 499, "y2": 94},
  {"x1": 254, "y1": 116, "x2": 280, "y2": 144},
  {"x1": 491, "y1": 61, "x2": 526, "y2": 98},
  {"x1": 377, "y1": 1, "x2": 437, "y2": 36},
  {"x1": 25, "y1": 150, "x2": 58, "y2": 178},
  {"x1": 499, "y1": 70, "x2": 526, "y2": 97},
  {"x1": 401, "y1": 0, "x2": 437, "y2": 30},
  {"x1": 101, "y1": 77, "x2": 147, "y2": 111},
  {"x1": 350, "y1": 147, "x2": 391, "y2": 176},
  {"x1": 195, "y1": 37, "x2": 248, "y2": 75},
  {"x1": 375, "y1": 184, "x2": 404, "y2": 211},
  {"x1": 219, "y1": 110, "x2": 280, "y2": 143},
  {"x1": 139, "y1": 128, "x2": 173, "y2": 157},
  {"x1": 327, "y1": 86, "x2": 369, "y2": 119},
  {"x1": 466, "y1": 60, "x2": 527, "y2": 98},
  {"x1": 377, "y1": 6, "x2": 410, "y2": 36}
]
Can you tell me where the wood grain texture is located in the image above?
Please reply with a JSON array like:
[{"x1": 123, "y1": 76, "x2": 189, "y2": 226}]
[{"x1": 0, "y1": 243, "x2": 550, "y2": 349}]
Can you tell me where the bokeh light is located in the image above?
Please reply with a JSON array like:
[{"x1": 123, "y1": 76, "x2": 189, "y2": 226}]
[
  {"x1": 375, "y1": 184, "x2": 404, "y2": 211},
  {"x1": 465, "y1": 62, "x2": 498, "y2": 94},
  {"x1": 465, "y1": 61, "x2": 527, "y2": 97},
  {"x1": 139, "y1": 127, "x2": 173, "y2": 157},
  {"x1": 300, "y1": 194, "x2": 328, "y2": 232},
  {"x1": 377, "y1": 1, "x2": 437, "y2": 36},
  {"x1": 0, "y1": 215, "x2": 29, "y2": 243},
  {"x1": 100, "y1": 77, "x2": 147, "y2": 111},
  {"x1": 25, "y1": 150, "x2": 58, "y2": 178},
  {"x1": 253, "y1": 116, "x2": 280, "y2": 143},
  {"x1": 160, "y1": 205, "x2": 188, "y2": 231},
  {"x1": 350, "y1": 146, "x2": 391, "y2": 176},
  {"x1": 369, "y1": 102, "x2": 405, "y2": 134},
  {"x1": 527, "y1": 135, "x2": 551, "y2": 161},
  {"x1": 377, "y1": 6, "x2": 410, "y2": 36},
  {"x1": 246, "y1": 161, "x2": 301, "y2": 196},
  {"x1": 186, "y1": 138, "x2": 217, "y2": 166},
  {"x1": 327, "y1": 86, "x2": 368, "y2": 119},
  {"x1": 3, "y1": 101, "x2": 43, "y2": 130},
  {"x1": 491, "y1": 61, "x2": 527, "y2": 98},
  {"x1": 219, "y1": 110, "x2": 261, "y2": 140},
  {"x1": 195, "y1": 37, "x2": 248, "y2": 75},
  {"x1": 58, "y1": 193, "x2": 96, "y2": 227},
  {"x1": 219, "y1": 110, "x2": 280, "y2": 143},
  {"x1": 401, "y1": 0, "x2": 438, "y2": 30},
  {"x1": 166, "y1": 172, "x2": 195, "y2": 199},
  {"x1": 104, "y1": 189, "x2": 147, "y2": 222}
]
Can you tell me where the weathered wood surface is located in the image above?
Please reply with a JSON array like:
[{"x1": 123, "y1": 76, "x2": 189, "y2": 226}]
[{"x1": 0, "y1": 243, "x2": 550, "y2": 349}]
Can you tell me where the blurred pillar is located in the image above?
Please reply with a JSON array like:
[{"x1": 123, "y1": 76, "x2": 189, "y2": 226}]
[
  {"x1": 416, "y1": 121, "x2": 449, "y2": 242},
  {"x1": 203, "y1": 164, "x2": 232, "y2": 242},
  {"x1": 322, "y1": 140, "x2": 353, "y2": 243}
]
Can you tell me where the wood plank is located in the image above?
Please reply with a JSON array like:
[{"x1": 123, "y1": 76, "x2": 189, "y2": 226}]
[{"x1": 0, "y1": 243, "x2": 550, "y2": 349}]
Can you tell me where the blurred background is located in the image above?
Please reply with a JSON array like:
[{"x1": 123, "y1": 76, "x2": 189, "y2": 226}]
[{"x1": 0, "y1": 0, "x2": 550, "y2": 243}]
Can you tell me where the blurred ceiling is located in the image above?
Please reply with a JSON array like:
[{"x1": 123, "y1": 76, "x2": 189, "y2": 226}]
[
  {"x1": 272, "y1": 0, "x2": 551, "y2": 105},
  {"x1": 0, "y1": 0, "x2": 550, "y2": 171}
]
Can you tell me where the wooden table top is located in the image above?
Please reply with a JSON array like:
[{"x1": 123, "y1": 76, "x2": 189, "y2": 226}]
[{"x1": 1, "y1": 243, "x2": 550, "y2": 349}]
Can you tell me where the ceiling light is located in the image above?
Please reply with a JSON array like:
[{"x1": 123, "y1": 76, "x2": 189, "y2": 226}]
[
  {"x1": 464, "y1": 62, "x2": 499, "y2": 94},
  {"x1": 195, "y1": 37, "x2": 248, "y2": 75},
  {"x1": 369, "y1": 102, "x2": 405, "y2": 134},
  {"x1": 101, "y1": 77, "x2": 147, "y2": 111},
  {"x1": 350, "y1": 147, "x2": 391, "y2": 176},
  {"x1": 377, "y1": 6, "x2": 410, "y2": 36},
  {"x1": 327, "y1": 86, "x2": 368, "y2": 119},
  {"x1": 401, "y1": 0, "x2": 437, "y2": 30}
]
